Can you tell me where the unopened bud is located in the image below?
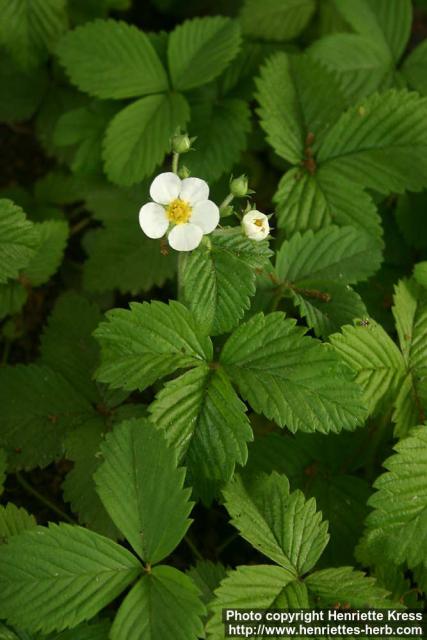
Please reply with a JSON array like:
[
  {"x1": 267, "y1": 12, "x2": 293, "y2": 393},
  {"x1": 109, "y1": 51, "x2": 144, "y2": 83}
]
[
  {"x1": 171, "y1": 133, "x2": 192, "y2": 154},
  {"x1": 230, "y1": 174, "x2": 249, "y2": 197},
  {"x1": 178, "y1": 165, "x2": 191, "y2": 179},
  {"x1": 220, "y1": 205, "x2": 234, "y2": 218}
]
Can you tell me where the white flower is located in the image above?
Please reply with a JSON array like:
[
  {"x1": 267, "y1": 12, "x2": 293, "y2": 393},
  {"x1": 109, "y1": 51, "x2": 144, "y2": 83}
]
[
  {"x1": 242, "y1": 210, "x2": 270, "y2": 241},
  {"x1": 138, "y1": 172, "x2": 220, "y2": 251}
]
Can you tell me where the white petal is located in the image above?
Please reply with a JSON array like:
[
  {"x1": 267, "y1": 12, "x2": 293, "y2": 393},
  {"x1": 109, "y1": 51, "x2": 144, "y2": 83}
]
[
  {"x1": 150, "y1": 172, "x2": 181, "y2": 204},
  {"x1": 179, "y1": 177, "x2": 209, "y2": 205},
  {"x1": 190, "y1": 200, "x2": 220, "y2": 234},
  {"x1": 168, "y1": 223, "x2": 203, "y2": 252},
  {"x1": 138, "y1": 202, "x2": 169, "y2": 239}
]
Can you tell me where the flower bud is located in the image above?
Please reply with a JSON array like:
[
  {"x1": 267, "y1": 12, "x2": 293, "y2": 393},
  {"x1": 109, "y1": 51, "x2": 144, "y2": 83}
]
[
  {"x1": 178, "y1": 165, "x2": 191, "y2": 179},
  {"x1": 230, "y1": 174, "x2": 249, "y2": 197},
  {"x1": 171, "y1": 133, "x2": 192, "y2": 154},
  {"x1": 242, "y1": 210, "x2": 270, "y2": 241}
]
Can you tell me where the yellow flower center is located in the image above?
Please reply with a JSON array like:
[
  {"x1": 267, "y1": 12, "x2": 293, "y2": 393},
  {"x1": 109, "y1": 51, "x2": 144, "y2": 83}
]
[
  {"x1": 254, "y1": 218, "x2": 264, "y2": 227},
  {"x1": 166, "y1": 198, "x2": 192, "y2": 225}
]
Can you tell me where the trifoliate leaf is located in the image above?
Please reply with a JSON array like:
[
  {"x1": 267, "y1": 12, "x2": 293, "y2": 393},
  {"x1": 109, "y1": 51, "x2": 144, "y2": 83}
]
[
  {"x1": 274, "y1": 166, "x2": 382, "y2": 239},
  {"x1": 329, "y1": 319, "x2": 405, "y2": 416},
  {"x1": 224, "y1": 472, "x2": 329, "y2": 575},
  {"x1": 240, "y1": 0, "x2": 315, "y2": 42},
  {"x1": 318, "y1": 90, "x2": 427, "y2": 194},
  {"x1": 184, "y1": 98, "x2": 251, "y2": 183},
  {"x1": 359, "y1": 426, "x2": 427, "y2": 570},
  {"x1": 40, "y1": 292, "x2": 101, "y2": 403},
  {"x1": 57, "y1": 19, "x2": 168, "y2": 99},
  {"x1": 402, "y1": 39, "x2": 427, "y2": 95},
  {"x1": 0, "y1": 200, "x2": 38, "y2": 284},
  {"x1": 0, "y1": 0, "x2": 68, "y2": 70},
  {"x1": 23, "y1": 220, "x2": 68, "y2": 286},
  {"x1": 94, "y1": 301, "x2": 212, "y2": 392},
  {"x1": 206, "y1": 565, "x2": 306, "y2": 639},
  {"x1": 149, "y1": 367, "x2": 252, "y2": 503},
  {"x1": 392, "y1": 280, "x2": 427, "y2": 436},
  {"x1": 95, "y1": 418, "x2": 193, "y2": 563},
  {"x1": 0, "y1": 282, "x2": 27, "y2": 320},
  {"x1": 103, "y1": 92, "x2": 190, "y2": 186},
  {"x1": 54, "y1": 101, "x2": 118, "y2": 174},
  {"x1": 0, "y1": 55, "x2": 48, "y2": 123},
  {"x1": 0, "y1": 523, "x2": 141, "y2": 634},
  {"x1": 306, "y1": 566, "x2": 393, "y2": 607},
  {"x1": 0, "y1": 364, "x2": 95, "y2": 470},
  {"x1": 0, "y1": 504, "x2": 36, "y2": 544},
  {"x1": 220, "y1": 312, "x2": 366, "y2": 433},
  {"x1": 111, "y1": 566, "x2": 205, "y2": 640},
  {"x1": 0, "y1": 449, "x2": 5, "y2": 495},
  {"x1": 187, "y1": 560, "x2": 227, "y2": 607},
  {"x1": 168, "y1": 17, "x2": 241, "y2": 91},
  {"x1": 181, "y1": 231, "x2": 271, "y2": 335},
  {"x1": 256, "y1": 52, "x2": 346, "y2": 164},
  {"x1": 63, "y1": 418, "x2": 120, "y2": 540}
]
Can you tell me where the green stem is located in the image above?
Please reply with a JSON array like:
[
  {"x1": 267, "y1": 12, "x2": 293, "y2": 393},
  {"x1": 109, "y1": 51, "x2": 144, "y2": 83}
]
[
  {"x1": 172, "y1": 152, "x2": 179, "y2": 175},
  {"x1": 219, "y1": 193, "x2": 234, "y2": 210},
  {"x1": 216, "y1": 531, "x2": 239, "y2": 556},
  {"x1": 15, "y1": 471, "x2": 76, "y2": 524},
  {"x1": 70, "y1": 217, "x2": 91, "y2": 236},
  {"x1": 185, "y1": 534, "x2": 203, "y2": 561}
]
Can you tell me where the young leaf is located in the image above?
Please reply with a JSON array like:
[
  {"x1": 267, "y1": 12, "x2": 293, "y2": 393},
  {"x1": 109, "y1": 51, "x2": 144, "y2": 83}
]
[
  {"x1": 224, "y1": 472, "x2": 329, "y2": 575},
  {"x1": 95, "y1": 418, "x2": 193, "y2": 564},
  {"x1": 57, "y1": 19, "x2": 168, "y2": 99},
  {"x1": 23, "y1": 220, "x2": 68, "y2": 286},
  {"x1": 149, "y1": 367, "x2": 252, "y2": 503},
  {"x1": 0, "y1": 200, "x2": 38, "y2": 284},
  {"x1": 240, "y1": 0, "x2": 315, "y2": 42},
  {"x1": 103, "y1": 92, "x2": 189, "y2": 186},
  {"x1": 111, "y1": 566, "x2": 205, "y2": 640},
  {"x1": 256, "y1": 52, "x2": 346, "y2": 164},
  {"x1": 206, "y1": 565, "x2": 306, "y2": 639},
  {"x1": 0, "y1": 0, "x2": 67, "y2": 70},
  {"x1": 94, "y1": 301, "x2": 212, "y2": 392},
  {"x1": 317, "y1": 90, "x2": 427, "y2": 194},
  {"x1": 0, "y1": 524, "x2": 141, "y2": 634},
  {"x1": 220, "y1": 312, "x2": 366, "y2": 433},
  {"x1": 329, "y1": 319, "x2": 405, "y2": 416},
  {"x1": 306, "y1": 566, "x2": 393, "y2": 607},
  {"x1": 40, "y1": 292, "x2": 101, "y2": 403},
  {"x1": 0, "y1": 504, "x2": 36, "y2": 543},
  {"x1": 168, "y1": 17, "x2": 241, "y2": 91},
  {"x1": 181, "y1": 231, "x2": 271, "y2": 335},
  {"x1": 0, "y1": 364, "x2": 95, "y2": 470},
  {"x1": 359, "y1": 426, "x2": 427, "y2": 570}
]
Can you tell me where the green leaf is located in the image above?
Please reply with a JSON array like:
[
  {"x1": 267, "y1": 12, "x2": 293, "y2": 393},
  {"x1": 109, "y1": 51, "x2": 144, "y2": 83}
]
[
  {"x1": 0, "y1": 523, "x2": 141, "y2": 633},
  {"x1": 0, "y1": 0, "x2": 67, "y2": 69},
  {"x1": 392, "y1": 280, "x2": 427, "y2": 436},
  {"x1": 274, "y1": 166, "x2": 382, "y2": 239},
  {"x1": 184, "y1": 99, "x2": 251, "y2": 183},
  {"x1": 329, "y1": 319, "x2": 405, "y2": 416},
  {"x1": 45, "y1": 620, "x2": 112, "y2": 639},
  {"x1": 63, "y1": 418, "x2": 120, "y2": 540},
  {"x1": 0, "y1": 282, "x2": 27, "y2": 320},
  {"x1": 181, "y1": 231, "x2": 271, "y2": 335},
  {"x1": 95, "y1": 418, "x2": 193, "y2": 563},
  {"x1": 256, "y1": 52, "x2": 346, "y2": 165},
  {"x1": 306, "y1": 566, "x2": 393, "y2": 607},
  {"x1": 111, "y1": 566, "x2": 205, "y2": 640},
  {"x1": 187, "y1": 560, "x2": 227, "y2": 606},
  {"x1": 0, "y1": 200, "x2": 38, "y2": 284},
  {"x1": 220, "y1": 312, "x2": 366, "y2": 433},
  {"x1": 206, "y1": 565, "x2": 306, "y2": 639},
  {"x1": 240, "y1": 0, "x2": 315, "y2": 42},
  {"x1": 150, "y1": 367, "x2": 252, "y2": 503},
  {"x1": 0, "y1": 55, "x2": 48, "y2": 123},
  {"x1": 40, "y1": 292, "x2": 101, "y2": 403},
  {"x1": 0, "y1": 449, "x2": 5, "y2": 495},
  {"x1": 0, "y1": 504, "x2": 36, "y2": 544},
  {"x1": 359, "y1": 426, "x2": 427, "y2": 570},
  {"x1": 23, "y1": 220, "x2": 68, "y2": 286},
  {"x1": 317, "y1": 90, "x2": 427, "y2": 194},
  {"x1": 57, "y1": 19, "x2": 168, "y2": 99},
  {"x1": 414, "y1": 262, "x2": 427, "y2": 288},
  {"x1": 168, "y1": 17, "x2": 241, "y2": 91},
  {"x1": 103, "y1": 92, "x2": 189, "y2": 186},
  {"x1": 0, "y1": 364, "x2": 95, "y2": 470},
  {"x1": 403, "y1": 40, "x2": 427, "y2": 95},
  {"x1": 224, "y1": 472, "x2": 329, "y2": 575},
  {"x1": 94, "y1": 300, "x2": 212, "y2": 392}
]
